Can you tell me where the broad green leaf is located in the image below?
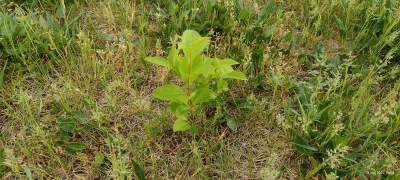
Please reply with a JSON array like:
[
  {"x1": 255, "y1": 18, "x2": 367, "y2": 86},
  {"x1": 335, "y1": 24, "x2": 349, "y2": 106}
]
[
  {"x1": 190, "y1": 37, "x2": 210, "y2": 59},
  {"x1": 217, "y1": 65, "x2": 234, "y2": 78},
  {"x1": 173, "y1": 119, "x2": 191, "y2": 132},
  {"x1": 181, "y1": 30, "x2": 201, "y2": 47},
  {"x1": 152, "y1": 84, "x2": 188, "y2": 104},
  {"x1": 205, "y1": 57, "x2": 218, "y2": 66},
  {"x1": 57, "y1": 117, "x2": 75, "y2": 133},
  {"x1": 178, "y1": 42, "x2": 188, "y2": 53},
  {"x1": 132, "y1": 160, "x2": 146, "y2": 180},
  {"x1": 217, "y1": 79, "x2": 229, "y2": 91},
  {"x1": 145, "y1": 57, "x2": 172, "y2": 69},
  {"x1": 55, "y1": 130, "x2": 70, "y2": 141},
  {"x1": 191, "y1": 54, "x2": 204, "y2": 73},
  {"x1": 179, "y1": 56, "x2": 190, "y2": 84},
  {"x1": 218, "y1": 58, "x2": 239, "y2": 66},
  {"x1": 191, "y1": 88, "x2": 215, "y2": 104},
  {"x1": 193, "y1": 63, "x2": 215, "y2": 75},
  {"x1": 188, "y1": 55, "x2": 206, "y2": 82},
  {"x1": 179, "y1": 54, "x2": 206, "y2": 84},
  {"x1": 170, "y1": 101, "x2": 190, "y2": 120},
  {"x1": 66, "y1": 142, "x2": 87, "y2": 153},
  {"x1": 167, "y1": 46, "x2": 178, "y2": 71},
  {"x1": 225, "y1": 71, "x2": 247, "y2": 80},
  {"x1": 180, "y1": 31, "x2": 208, "y2": 58},
  {"x1": 71, "y1": 111, "x2": 88, "y2": 122}
]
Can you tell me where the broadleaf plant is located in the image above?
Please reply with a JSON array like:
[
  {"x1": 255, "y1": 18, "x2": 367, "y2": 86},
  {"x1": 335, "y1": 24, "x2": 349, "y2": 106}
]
[{"x1": 146, "y1": 30, "x2": 247, "y2": 132}]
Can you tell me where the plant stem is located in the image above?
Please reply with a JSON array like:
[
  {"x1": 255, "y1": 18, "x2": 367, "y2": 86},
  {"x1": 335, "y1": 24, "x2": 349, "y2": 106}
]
[{"x1": 187, "y1": 55, "x2": 195, "y2": 123}]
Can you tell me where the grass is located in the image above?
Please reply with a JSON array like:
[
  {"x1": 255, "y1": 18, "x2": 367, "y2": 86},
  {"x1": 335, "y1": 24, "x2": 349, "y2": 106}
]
[{"x1": 0, "y1": 0, "x2": 399, "y2": 179}]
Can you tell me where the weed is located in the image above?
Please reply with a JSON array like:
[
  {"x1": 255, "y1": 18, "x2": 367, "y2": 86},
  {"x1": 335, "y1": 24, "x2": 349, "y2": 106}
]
[{"x1": 145, "y1": 29, "x2": 246, "y2": 133}]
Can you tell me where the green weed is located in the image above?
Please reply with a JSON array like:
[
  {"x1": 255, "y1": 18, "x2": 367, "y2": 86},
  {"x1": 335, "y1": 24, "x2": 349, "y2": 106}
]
[{"x1": 145, "y1": 29, "x2": 247, "y2": 133}]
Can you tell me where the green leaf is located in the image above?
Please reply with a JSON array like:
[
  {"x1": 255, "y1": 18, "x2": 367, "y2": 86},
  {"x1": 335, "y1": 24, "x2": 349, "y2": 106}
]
[
  {"x1": 334, "y1": 136, "x2": 351, "y2": 149},
  {"x1": 71, "y1": 111, "x2": 88, "y2": 122},
  {"x1": 55, "y1": 130, "x2": 70, "y2": 141},
  {"x1": 192, "y1": 54, "x2": 204, "y2": 70},
  {"x1": 217, "y1": 79, "x2": 229, "y2": 91},
  {"x1": 23, "y1": 165, "x2": 32, "y2": 180},
  {"x1": 217, "y1": 65, "x2": 234, "y2": 77},
  {"x1": 189, "y1": 126, "x2": 199, "y2": 136},
  {"x1": 188, "y1": 54, "x2": 204, "y2": 81},
  {"x1": 263, "y1": 27, "x2": 277, "y2": 38},
  {"x1": 334, "y1": 16, "x2": 346, "y2": 39},
  {"x1": 94, "y1": 152, "x2": 105, "y2": 168},
  {"x1": 170, "y1": 101, "x2": 190, "y2": 120},
  {"x1": 227, "y1": 118, "x2": 238, "y2": 131},
  {"x1": 173, "y1": 119, "x2": 191, "y2": 132},
  {"x1": 191, "y1": 88, "x2": 215, "y2": 104},
  {"x1": 167, "y1": 45, "x2": 178, "y2": 71},
  {"x1": 193, "y1": 63, "x2": 215, "y2": 75},
  {"x1": 190, "y1": 37, "x2": 210, "y2": 58},
  {"x1": 218, "y1": 58, "x2": 239, "y2": 66},
  {"x1": 145, "y1": 57, "x2": 172, "y2": 69},
  {"x1": 179, "y1": 56, "x2": 190, "y2": 84},
  {"x1": 132, "y1": 160, "x2": 146, "y2": 180},
  {"x1": 305, "y1": 162, "x2": 325, "y2": 179},
  {"x1": 83, "y1": 96, "x2": 94, "y2": 109},
  {"x1": 293, "y1": 134, "x2": 317, "y2": 156},
  {"x1": 225, "y1": 71, "x2": 247, "y2": 80},
  {"x1": 57, "y1": 117, "x2": 75, "y2": 133},
  {"x1": 66, "y1": 142, "x2": 87, "y2": 154},
  {"x1": 152, "y1": 84, "x2": 188, "y2": 104},
  {"x1": 205, "y1": 57, "x2": 218, "y2": 66},
  {"x1": 181, "y1": 30, "x2": 202, "y2": 47}
]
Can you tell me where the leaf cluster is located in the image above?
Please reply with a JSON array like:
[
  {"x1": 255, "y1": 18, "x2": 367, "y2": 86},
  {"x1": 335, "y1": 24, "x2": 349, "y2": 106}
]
[{"x1": 145, "y1": 30, "x2": 246, "y2": 132}]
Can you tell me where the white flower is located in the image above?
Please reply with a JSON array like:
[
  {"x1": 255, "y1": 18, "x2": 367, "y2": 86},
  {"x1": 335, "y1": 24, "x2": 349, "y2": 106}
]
[
  {"x1": 325, "y1": 172, "x2": 339, "y2": 180},
  {"x1": 324, "y1": 146, "x2": 351, "y2": 168}
]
